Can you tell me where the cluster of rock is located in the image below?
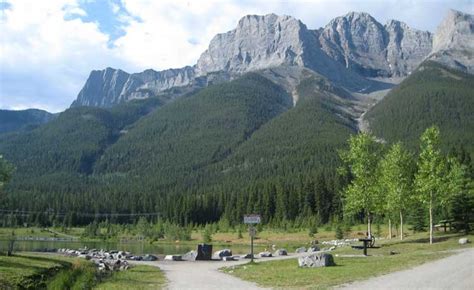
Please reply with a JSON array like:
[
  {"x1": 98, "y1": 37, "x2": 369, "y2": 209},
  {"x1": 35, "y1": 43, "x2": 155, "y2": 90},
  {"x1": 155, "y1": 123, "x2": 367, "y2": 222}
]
[
  {"x1": 321, "y1": 238, "x2": 359, "y2": 247},
  {"x1": 172, "y1": 246, "x2": 289, "y2": 262},
  {"x1": 57, "y1": 248, "x2": 158, "y2": 272}
]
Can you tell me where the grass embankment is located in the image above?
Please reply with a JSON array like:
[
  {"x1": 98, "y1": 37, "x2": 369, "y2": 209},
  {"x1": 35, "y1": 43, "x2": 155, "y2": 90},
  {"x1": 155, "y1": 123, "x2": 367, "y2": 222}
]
[
  {"x1": 95, "y1": 265, "x2": 167, "y2": 290},
  {"x1": 0, "y1": 253, "x2": 72, "y2": 289},
  {"x1": 0, "y1": 253, "x2": 166, "y2": 289},
  {"x1": 223, "y1": 233, "x2": 473, "y2": 289}
]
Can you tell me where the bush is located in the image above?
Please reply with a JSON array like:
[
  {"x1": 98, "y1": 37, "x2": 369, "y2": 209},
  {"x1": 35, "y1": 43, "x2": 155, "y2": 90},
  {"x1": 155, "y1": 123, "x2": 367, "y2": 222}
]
[
  {"x1": 202, "y1": 225, "x2": 212, "y2": 243},
  {"x1": 335, "y1": 224, "x2": 344, "y2": 239}
]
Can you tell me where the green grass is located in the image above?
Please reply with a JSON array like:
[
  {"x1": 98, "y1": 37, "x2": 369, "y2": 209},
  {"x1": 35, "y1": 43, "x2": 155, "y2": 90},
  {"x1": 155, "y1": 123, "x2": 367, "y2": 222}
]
[
  {"x1": 95, "y1": 265, "x2": 166, "y2": 290},
  {"x1": 0, "y1": 253, "x2": 73, "y2": 289},
  {"x1": 0, "y1": 227, "x2": 83, "y2": 239},
  {"x1": 223, "y1": 233, "x2": 473, "y2": 289},
  {"x1": 0, "y1": 252, "x2": 166, "y2": 289}
]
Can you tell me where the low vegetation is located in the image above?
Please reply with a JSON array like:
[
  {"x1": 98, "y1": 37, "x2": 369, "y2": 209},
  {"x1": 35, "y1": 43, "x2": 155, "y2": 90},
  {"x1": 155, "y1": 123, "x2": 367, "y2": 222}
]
[
  {"x1": 223, "y1": 233, "x2": 473, "y2": 289},
  {"x1": 0, "y1": 252, "x2": 166, "y2": 289}
]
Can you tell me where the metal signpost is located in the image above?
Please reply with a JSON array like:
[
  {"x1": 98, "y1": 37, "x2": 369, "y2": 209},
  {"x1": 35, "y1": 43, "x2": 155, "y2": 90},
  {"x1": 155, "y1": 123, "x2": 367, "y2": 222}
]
[{"x1": 244, "y1": 214, "x2": 261, "y2": 262}]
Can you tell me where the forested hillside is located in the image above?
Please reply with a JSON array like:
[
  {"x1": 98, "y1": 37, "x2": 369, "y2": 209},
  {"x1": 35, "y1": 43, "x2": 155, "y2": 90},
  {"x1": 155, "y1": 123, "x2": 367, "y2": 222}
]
[
  {"x1": 366, "y1": 61, "x2": 474, "y2": 155},
  {"x1": 0, "y1": 73, "x2": 355, "y2": 226},
  {"x1": 0, "y1": 109, "x2": 54, "y2": 134}
]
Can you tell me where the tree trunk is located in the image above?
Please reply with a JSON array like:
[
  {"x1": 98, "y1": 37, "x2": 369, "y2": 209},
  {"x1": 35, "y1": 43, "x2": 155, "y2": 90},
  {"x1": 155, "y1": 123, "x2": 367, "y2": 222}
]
[
  {"x1": 367, "y1": 212, "x2": 372, "y2": 237},
  {"x1": 388, "y1": 218, "x2": 392, "y2": 239},
  {"x1": 400, "y1": 211, "x2": 404, "y2": 240},
  {"x1": 429, "y1": 198, "x2": 433, "y2": 245}
]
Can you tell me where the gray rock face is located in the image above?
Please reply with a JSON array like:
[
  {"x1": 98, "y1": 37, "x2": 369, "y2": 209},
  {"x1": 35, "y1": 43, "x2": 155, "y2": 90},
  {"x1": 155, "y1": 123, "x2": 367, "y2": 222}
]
[
  {"x1": 298, "y1": 252, "x2": 335, "y2": 268},
  {"x1": 196, "y1": 14, "x2": 306, "y2": 75},
  {"x1": 71, "y1": 66, "x2": 196, "y2": 108},
  {"x1": 429, "y1": 9, "x2": 474, "y2": 73},
  {"x1": 196, "y1": 13, "x2": 376, "y2": 93},
  {"x1": 319, "y1": 12, "x2": 432, "y2": 77},
  {"x1": 73, "y1": 11, "x2": 470, "y2": 108}
]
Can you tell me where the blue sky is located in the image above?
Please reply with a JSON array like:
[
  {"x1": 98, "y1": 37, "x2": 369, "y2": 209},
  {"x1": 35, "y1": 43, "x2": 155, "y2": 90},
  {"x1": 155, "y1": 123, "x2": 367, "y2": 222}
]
[{"x1": 0, "y1": 0, "x2": 472, "y2": 112}]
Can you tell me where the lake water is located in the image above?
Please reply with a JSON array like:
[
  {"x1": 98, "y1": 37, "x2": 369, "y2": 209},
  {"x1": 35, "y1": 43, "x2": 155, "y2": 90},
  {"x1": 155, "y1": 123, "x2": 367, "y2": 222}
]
[{"x1": 0, "y1": 239, "x2": 264, "y2": 256}]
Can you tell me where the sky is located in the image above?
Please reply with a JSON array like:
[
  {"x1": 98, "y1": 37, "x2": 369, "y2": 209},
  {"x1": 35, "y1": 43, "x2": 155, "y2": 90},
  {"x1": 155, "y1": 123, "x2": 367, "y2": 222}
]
[{"x1": 0, "y1": 0, "x2": 472, "y2": 113}]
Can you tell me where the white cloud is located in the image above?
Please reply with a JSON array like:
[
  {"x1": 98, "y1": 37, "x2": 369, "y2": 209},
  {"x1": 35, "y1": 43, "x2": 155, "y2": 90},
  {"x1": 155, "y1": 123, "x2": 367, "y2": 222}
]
[{"x1": 0, "y1": 0, "x2": 472, "y2": 112}]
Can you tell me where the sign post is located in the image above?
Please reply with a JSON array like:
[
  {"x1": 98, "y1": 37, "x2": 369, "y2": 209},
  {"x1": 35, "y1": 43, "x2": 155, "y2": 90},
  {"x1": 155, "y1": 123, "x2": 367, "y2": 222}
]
[{"x1": 244, "y1": 214, "x2": 261, "y2": 263}]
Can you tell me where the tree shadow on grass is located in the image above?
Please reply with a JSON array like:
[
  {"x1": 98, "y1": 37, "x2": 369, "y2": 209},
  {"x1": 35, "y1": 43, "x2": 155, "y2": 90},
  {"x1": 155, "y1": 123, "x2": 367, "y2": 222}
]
[{"x1": 395, "y1": 233, "x2": 463, "y2": 244}]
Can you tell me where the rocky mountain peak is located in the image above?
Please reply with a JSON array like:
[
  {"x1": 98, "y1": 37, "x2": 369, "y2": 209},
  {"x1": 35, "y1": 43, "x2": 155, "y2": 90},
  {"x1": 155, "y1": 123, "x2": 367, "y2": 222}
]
[
  {"x1": 319, "y1": 11, "x2": 432, "y2": 77},
  {"x1": 195, "y1": 13, "x2": 307, "y2": 75},
  {"x1": 429, "y1": 9, "x2": 474, "y2": 73}
]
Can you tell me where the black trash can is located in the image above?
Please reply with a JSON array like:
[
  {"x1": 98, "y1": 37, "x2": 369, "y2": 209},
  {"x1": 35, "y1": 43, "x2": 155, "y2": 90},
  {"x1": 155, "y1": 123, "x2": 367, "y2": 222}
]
[{"x1": 196, "y1": 244, "x2": 212, "y2": 260}]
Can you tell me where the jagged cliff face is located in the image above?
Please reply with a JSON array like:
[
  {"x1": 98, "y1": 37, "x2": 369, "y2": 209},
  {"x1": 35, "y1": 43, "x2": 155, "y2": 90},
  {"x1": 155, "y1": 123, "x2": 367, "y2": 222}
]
[
  {"x1": 319, "y1": 12, "x2": 432, "y2": 77},
  {"x1": 71, "y1": 10, "x2": 471, "y2": 108},
  {"x1": 195, "y1": 14, "x2": 307, "y2": 74},
  {"x1": 429, "y1": 9, "x2": 474, "y2": 73},
  {"x1": 71, "y1": 67, "x2": 196, "y2": 107}
]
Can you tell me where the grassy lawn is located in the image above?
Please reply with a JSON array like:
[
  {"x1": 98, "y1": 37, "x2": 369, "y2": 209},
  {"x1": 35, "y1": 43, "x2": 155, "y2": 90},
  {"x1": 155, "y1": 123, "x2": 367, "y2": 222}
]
[
  {"x1": 95, "y1": 265, "x2": 166, "y2": 290},
  {"x1": 0, "y1": 253, "x2": 73, "y2": 289},
  {"x1": 0, "y1": 227, "x2": 83, "y2": 239},
  {"x1": 223, "y1": 233, "x2": 473, "y2": 289}
]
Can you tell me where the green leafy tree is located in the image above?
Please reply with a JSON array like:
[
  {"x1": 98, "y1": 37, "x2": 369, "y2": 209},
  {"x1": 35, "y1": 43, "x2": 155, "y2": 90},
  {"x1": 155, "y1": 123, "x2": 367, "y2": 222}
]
[
  {"x1": 339, "y1": 133, "x2": 383, "y2": 237},
  {"x1": 414, "y1": 126, "x2": 448, "y2": 244},
  {"x1": 378, "y1": 142, "x2": 414, "y2": 240}
]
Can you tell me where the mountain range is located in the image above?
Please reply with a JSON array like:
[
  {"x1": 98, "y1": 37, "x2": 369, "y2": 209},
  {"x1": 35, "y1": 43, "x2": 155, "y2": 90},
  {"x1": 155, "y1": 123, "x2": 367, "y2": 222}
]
[{"x1": 0, "y1": 9, "x2": 472, "y2": 225}]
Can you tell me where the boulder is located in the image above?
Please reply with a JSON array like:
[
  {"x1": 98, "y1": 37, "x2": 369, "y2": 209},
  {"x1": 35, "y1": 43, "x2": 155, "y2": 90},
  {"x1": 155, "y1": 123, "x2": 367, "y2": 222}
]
[
  {"x1": 274, "y1": 249, "x2": 288, "y2": 256},
  {"x1": 295, "y1": 247, "x2": 306, "y2": 253},
  {"x1": 182, "y1": 250, "x2": 198, "y2": 261},
  {"x1": 298, "y1": 252, "x2": 335, "y2": 268},
  {"x1": 142, "y1": 254, "x2": 158, "y2": 261},
  {"x1": 258, "y1": 251, "x2": 273, "y2": 258},
  {"x1": 308, "y1": 246, "x2": 320, "y2": 252},
  {"x1": 213, "y1": 249, "x2": 232, "y2": 260},
  {"x1": 459, "y1": 238, "x2": 469, "y2": 245},
  {"x1": 164, "y1": 255, "x2": 182, "y2": 261}
]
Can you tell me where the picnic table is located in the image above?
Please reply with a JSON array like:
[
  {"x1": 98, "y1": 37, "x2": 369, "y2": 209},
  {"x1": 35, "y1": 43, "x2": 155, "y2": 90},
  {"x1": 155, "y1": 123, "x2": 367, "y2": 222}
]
[{"x1": 352, "y1": 236, "x2": 376, "y2": 256}]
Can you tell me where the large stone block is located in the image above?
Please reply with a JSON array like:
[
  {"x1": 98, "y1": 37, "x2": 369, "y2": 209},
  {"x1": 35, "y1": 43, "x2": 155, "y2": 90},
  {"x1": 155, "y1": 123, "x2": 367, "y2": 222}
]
[{"x1": 298, "y1": 252, "x2": 335, "y2": 268}]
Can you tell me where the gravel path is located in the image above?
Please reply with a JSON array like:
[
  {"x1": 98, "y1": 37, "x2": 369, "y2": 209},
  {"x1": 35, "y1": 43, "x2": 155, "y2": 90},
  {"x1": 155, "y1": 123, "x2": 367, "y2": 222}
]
[
  {"x1": 337, "y1": 248, "x2": 474, "y2": 290},
  {"x1": 134, "y1": 252, "x2": 307, "y2": 290}
]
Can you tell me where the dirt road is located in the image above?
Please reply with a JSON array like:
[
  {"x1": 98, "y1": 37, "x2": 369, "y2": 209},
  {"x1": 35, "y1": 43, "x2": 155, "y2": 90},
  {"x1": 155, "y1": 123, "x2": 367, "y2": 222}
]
[{"x1": 337, "y1": 248, "x2": 474, "y2": 289}]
